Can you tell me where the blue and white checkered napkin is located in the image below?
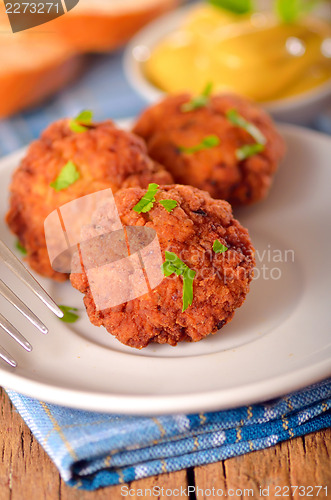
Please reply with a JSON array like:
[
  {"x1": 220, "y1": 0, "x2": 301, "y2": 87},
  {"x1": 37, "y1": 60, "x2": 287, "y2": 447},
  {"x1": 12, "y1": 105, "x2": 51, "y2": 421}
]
[{"x1": 6, "y1": 379, "x2": 331, "y2": 490}]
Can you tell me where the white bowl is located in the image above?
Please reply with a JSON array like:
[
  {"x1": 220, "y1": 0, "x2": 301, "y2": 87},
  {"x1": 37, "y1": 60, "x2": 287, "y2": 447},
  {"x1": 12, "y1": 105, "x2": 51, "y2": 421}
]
[{"x1": 124, "y1": 3, "x2": 331, "y2": 125}]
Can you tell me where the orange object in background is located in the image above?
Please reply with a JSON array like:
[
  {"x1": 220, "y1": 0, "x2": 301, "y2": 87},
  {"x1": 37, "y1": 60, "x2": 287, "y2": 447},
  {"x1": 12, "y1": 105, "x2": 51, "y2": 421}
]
[
  {"x1": 0, "y1": 0, "x2": 180, "y2": 118},
  {"x1": 0, "y1": 32, "x2": 83, "y2": 118}
]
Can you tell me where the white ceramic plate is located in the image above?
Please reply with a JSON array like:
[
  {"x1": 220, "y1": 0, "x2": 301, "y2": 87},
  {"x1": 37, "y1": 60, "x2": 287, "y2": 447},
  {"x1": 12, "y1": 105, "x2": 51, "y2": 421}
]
[
  {"x1": 124, "y1": 3, "x2": 331, "y2": 125},
  {"x1": 0, "y1": 124, "x2": 330, "y2": 415}
]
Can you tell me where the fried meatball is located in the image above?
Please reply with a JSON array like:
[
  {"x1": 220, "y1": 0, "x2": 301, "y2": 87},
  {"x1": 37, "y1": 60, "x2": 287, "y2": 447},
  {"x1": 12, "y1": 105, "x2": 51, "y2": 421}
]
[
  {"x1": 133, "y1": 93, "x2": 286, "y2": 205},
  {"x1": 70, "y1": 184, "x2": 255, "y2": 348},
  {"x1": 6, "y1": 119, "x2": 173, "y2": 281}
]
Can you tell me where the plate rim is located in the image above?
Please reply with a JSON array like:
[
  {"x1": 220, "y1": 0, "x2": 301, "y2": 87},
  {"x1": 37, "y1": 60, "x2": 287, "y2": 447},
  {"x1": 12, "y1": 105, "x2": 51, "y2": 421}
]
[
  {"x1": 1, "y1": 123, "x2": 331, "y2": 414},
  {"x1": 2, "y1": 358, "x2": 331, "y2": 415}
]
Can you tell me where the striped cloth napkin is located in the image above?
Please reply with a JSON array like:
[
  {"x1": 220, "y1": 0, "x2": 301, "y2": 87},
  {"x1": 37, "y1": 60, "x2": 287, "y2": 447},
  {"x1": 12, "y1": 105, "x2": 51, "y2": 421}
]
[{"x1": 1, "y1": 48, "x2": 331, "y2": 491}]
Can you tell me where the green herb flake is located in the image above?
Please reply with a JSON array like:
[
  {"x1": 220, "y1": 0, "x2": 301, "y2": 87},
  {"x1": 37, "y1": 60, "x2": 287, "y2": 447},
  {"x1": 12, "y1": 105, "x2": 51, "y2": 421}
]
[
  {"x1": 50, "y1": 161, "x2": 80, "y2": 192},
  {"x1": 226, "y1": 108, "x2": 266, "y2": 160},
  {"x1": 181, "y1": 82, "x2": 213, "y2": 112},
  {"x1": 69, "y1": 110, "x2": 93, "y2": 133},
  {"x1": 159, "y1": 199, "x2": 178, "y2": 213},
  {"x1": 213, "y1": 239, "x2": 228, "y2": 254},
  {"x1": 226, "y1": 109, "x2": 266, "y2": 145},
  {"x1": 15, "y1": 240, "x2": 27, "y2": 255},
  {"x1": 236, "y1": 143, "x2": 265, "y2": 161},
  {"x1": 133, "y1": 183, "x2": 159, "y2": 213},
  {"x1": 58, "y1": 305, "x2": 79, "y2": 323},
  {"x1": 182, "y1": 267, "x2": 196, "y2": 312},
  {"x1": 208, "y1": 0, "x2": 253, "y2": 15},
  {"x1": 162, "y1": 251, "x2": 196, "y2": 312},
  {"x1": 179, "y1": 135, "x2": 220, "y2": 154}
]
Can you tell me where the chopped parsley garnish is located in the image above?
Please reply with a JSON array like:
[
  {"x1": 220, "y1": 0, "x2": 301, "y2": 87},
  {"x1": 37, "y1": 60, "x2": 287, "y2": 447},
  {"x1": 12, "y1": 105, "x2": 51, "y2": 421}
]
[
  {"x1": 133, "y1": 183, "x2": 159, "y2": 213},
  {"x1": 181, "y1": 82, "x2": 213, "y2": 112},
  {"x1": 50, "y1": 161, "x2": 80, "y2": 191},
  {"x1": 226, "y1": 109, "x2": 266, "y2": 145},
  {"x1": 15, "y1": 240, "x2": 27, "y2": 255},
  {"x1": 133, "y1": 184, "x2": 177, "y2": 214},
  {"x1": 159, "y1": 199, "x2": 178, "y2": 213},
  {"x1": 179, "y1": 135, "x2": 220, "y2": 154},
  {"x1": 162, "y1": 251, "x2": 196, "y2": 312},
  {"x1": 236, "y1": 143, "x2": 265, "y2": 161},
  {"x1": 226, "y1": 108, "x2": 266, "y2": 160},
  {"x1": 69, "y1": 110, "x2": 93, "y2": 133},
  {"x1": 58, "y1": 305, "x2": 79, "y2": 323},
  {"x1": 208, "y1": 0, "x2": 253, "y2": 14},
  {"x1": 213, "y1": 239, "x2": 228, "y2": 254}
]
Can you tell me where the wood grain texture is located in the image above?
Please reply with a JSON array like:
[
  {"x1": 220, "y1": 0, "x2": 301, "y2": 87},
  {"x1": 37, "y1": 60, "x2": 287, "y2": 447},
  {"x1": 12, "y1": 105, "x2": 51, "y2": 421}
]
[
  {"x1": 194, "y1": 431, "x2": 331, "y2": 499},
  {"x1": 0, "y1": 388, "x2": 330, "y2": 500}
]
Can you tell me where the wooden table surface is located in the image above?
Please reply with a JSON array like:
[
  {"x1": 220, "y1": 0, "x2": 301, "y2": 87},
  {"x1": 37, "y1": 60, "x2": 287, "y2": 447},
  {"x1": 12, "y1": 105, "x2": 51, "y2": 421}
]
[{"x1": 0, "y1": 388, "x2": 330, "y2": 500}]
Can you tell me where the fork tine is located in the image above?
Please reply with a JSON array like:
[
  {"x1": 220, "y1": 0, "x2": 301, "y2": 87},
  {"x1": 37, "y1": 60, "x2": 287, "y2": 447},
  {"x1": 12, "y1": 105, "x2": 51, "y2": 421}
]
[
  {"x1": 0, "y1": 240, "x2": 63, "y2": 318},
  {"x1": 0, "y1": 346, "x2": 17, "y2": 367},
  {"x1": 0, "y1": 313, "x2": 32, "y2": 351},
  {"x1": 0, "y1": 279, "x2": 48, "y2": 334}
]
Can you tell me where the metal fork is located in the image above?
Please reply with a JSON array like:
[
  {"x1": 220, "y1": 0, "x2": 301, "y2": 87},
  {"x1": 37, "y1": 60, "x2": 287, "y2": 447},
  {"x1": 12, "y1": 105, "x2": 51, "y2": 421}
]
[{"x1": 0, "y1": 240, "x2": 63, "y2": 367}]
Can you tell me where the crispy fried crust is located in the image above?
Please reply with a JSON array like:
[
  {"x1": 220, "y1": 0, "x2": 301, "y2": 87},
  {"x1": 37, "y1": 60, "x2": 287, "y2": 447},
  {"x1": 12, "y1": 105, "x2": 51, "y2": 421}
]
[
  {"x1": 6, "y1": 119, "x2": 173, "y2": 281},
  {"x1": 133, "y1": 93, "x2": 286, "y2": 205},
  {"x1": 70, "y1": 184, "x2": 255, "y2": 348}
]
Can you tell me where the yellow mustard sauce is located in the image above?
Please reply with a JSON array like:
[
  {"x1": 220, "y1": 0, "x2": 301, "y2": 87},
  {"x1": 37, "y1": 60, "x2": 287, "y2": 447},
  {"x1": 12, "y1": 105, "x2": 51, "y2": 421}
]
[{"x1": 145, "y1": 5, "x2": 331, "y2": 102}]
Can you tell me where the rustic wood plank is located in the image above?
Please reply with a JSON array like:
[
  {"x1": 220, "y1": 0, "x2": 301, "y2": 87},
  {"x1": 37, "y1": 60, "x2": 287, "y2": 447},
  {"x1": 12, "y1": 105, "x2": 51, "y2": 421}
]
[
  {"x1": 119, "y1": 470, "x2": 188, "y2": 500},
  {"x1": 288, "y1": 431, "x2": 331, "y2": 500},
  {"x1": 0, "y1": 388, "x2": 60, "y2": 500},
  {"x1": 194, "y1": 428, "x2": 331, "y2": 499}
]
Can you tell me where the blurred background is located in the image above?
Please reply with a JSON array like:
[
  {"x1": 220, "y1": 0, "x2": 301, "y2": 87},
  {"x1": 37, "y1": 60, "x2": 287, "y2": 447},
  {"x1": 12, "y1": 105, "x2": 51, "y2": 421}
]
[{"x1": 0, "y1": 0, "x2": 330, "y2": 156}]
